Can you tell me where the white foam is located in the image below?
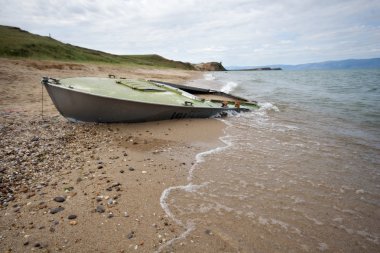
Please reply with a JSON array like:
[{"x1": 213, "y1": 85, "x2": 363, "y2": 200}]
[
  {"x1": 203, "y1": 73, "x2": 216, "y2": 81},
  {"x1": 258, "y1": 102, "x2": 280, "y2": 112},
  {"x1": 318, "y1": 242, "x2": 329, "y2": 251},
  {"x1": 304, "y1": 214, "x2": 324, "y2": 225},
  {"x1": 155, "y1": 220, "x2": 195, "y2": 253},
  {"x1": 157, "y1": 119, "x2": 234, "y2": 252},
  {"x1": 159, "y1": 183, "x2": 208, "y2": 224},
  {"x1": 211, "y1": 110, "x2": 239, "y2": 119},
  {"x1": 356, "y1": 230, "x2": 379, "y2": 244},
  {"x1": 188, "y1": 133, "x2": 233, "y2": 181},
  {"x1": 156, "y1": 183, "x2": 203, "y2": 253},
  {"x1": 221, "y1": 81, "x2": 238, "y2": 93}
]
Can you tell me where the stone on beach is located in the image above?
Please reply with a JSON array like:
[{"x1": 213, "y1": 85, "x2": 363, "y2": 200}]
[
  {"x1": 53, "y1": 196, "x2": 65, "y2": 203},
  {"x1": 50, "y1": 206, "x2": 64, "y2": 214},
  {"x1": 68, "y1": 214, "x2": 77, "y2": 219},
  {"x1": 96, "y1": 205, "x2": 105, "y2": 213}
]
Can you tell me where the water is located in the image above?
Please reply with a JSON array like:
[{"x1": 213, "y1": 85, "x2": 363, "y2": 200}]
[{"x1": 161, "y1": 70, "x2": 380, "y2": 252}]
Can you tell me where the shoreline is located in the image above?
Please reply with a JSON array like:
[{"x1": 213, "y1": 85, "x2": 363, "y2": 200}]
[
  {"x1": 157, "y1": 118, "x2": 232, "y2": 252},
  {"x1": 0, "y1": 59, "x2": 226, "y2": 252}
]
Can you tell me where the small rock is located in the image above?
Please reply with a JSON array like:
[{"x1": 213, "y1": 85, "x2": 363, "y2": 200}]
[
  {"x1": 97, "y1": 165, "x2": 103, "y2": 169},
  {"x1": 111, "y1": 182, "x2": 121, "y2": 188},
  {"x1": 107, "y1": 212, "x2": 114, "y2": 218},
  {"x1": 68, "y1": 214, "x2": 77, "y2": 220},
  {"x1": 107, "y1": 198, "x2": 116, "y2": 206},
  {"x1": 127, "y1": 231, "x2": 135, "y2": 239},
  {"x1": 128, "y1": 167, "x2": 135, "y2": 171},
  {"x1": 26, "y1": 192, "x2": 35, "y2": 199},
  {"x1": 34, "y1": 243, "x2": 41, "y2": 248},
  {"x1": 50, "y1": 207, "x2": 64, "y2": 214},
  {"x1": 38, "y1": 202, "x2": 48, "y2": 209},
  {"x1": 142, "y1": 171, "x2": 147, "y2": 174},
  {"x1": 31, "y1": 136, "x2": 39, "y2": 142},
  {"x1": 64, "y1": 187, "x2": 74, "y2": 192},
  {"x1": 120, "y1": 170, "x2": 124, "y2": 173},
  {"x1": 53, "y1": 196, "x2": 65, "y2": 203},
  {"x1": 23, "y1": 241, "x2": 29, "y2": 246},
  {"x1": 69, "y1": 220, "x2": 78, "y2": 225},
  {"x1": 96, "y1": 205, "x2": 105, "y2": 213}
]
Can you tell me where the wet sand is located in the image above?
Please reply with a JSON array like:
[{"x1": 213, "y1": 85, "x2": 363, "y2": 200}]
[{"x1": 0, "y1": 59, "x2": 225, "y2": 252}]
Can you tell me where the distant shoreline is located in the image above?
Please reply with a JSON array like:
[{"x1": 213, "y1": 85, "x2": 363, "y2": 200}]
[
  {"x1": 229, "y1": 67, "x2": 282, "y2": 71},
  {"x1": 227, "y1": 57, "x2": 380, "y2": 71}
]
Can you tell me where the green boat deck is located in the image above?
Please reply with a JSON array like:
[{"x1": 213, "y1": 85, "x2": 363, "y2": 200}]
[{"x1": 58, "y1": 77, "x2": 221, "y2": 108}]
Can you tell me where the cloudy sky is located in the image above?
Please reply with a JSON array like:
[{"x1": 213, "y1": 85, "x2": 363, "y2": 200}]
[{"x1": 0, "y1": 0, "x2": 379, "y2": 66}]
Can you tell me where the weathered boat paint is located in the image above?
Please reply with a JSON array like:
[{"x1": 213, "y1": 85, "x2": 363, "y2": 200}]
[{"x1": 42, "y1": 77, "x2": 256, "y2": 123}]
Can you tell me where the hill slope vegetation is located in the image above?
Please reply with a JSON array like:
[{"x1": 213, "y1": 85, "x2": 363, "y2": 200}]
[{"x1": 0, "y1": 25, "x2": 195, "y2": 69}]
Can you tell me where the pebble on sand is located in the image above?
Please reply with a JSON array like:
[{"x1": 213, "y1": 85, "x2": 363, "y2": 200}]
[
  {"x1": 96, "y1": 205, "x2": 105, "y2": 213},
  {"x1": 53, "y1": 196, "x2": 65, "y2": 203},
  {"x1": 68, "y1": 214, "x2": 77, "y2": 220},
  {"x1": 50, "y1": 206, "x2": 64, "y2": 214}
]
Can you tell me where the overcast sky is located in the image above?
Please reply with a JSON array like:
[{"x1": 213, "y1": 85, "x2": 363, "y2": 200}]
[{"x1": 1, "y1": 0, "x2": 379, "y2": 66}]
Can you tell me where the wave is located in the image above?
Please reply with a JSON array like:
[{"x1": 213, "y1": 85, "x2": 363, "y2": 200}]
[
  {"x1": 221, "y1": 81, "x2": 238, "y2": 93},
  {"x1": 203, "y1": 73, "x2": 216, "y2": 81},
  {"x1": 258, "y1": 102, "x2": 280, "y2": 112}
]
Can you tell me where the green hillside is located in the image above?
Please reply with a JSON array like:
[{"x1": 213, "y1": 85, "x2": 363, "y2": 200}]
[{"x1": 0, "y1": 25, "x2": 195, "y2": 69}]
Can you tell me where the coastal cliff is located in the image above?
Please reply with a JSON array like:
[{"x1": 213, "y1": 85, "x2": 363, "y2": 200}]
[{"x1": 192, "y1": 62, "x2": 226, "y2": 71}]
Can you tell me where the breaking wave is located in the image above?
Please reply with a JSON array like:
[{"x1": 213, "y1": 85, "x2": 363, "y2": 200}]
[
  {"x1": 203, "y1": 73, "x2": 216, "y2": 81},
  {"x1": 221, "y1": 81, "x2": 238, "y2": 93}
]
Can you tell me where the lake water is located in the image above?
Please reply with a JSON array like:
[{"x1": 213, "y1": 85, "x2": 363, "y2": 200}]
[{"x1": 160, "y1": 69, "x2": 380, "y2": 252}]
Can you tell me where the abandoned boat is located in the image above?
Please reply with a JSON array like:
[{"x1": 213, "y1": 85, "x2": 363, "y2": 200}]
[{"x1": 41, "y1": 76, "x2": 259, "y2": 123}]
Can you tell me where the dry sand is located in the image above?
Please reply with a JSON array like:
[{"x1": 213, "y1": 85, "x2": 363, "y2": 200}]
[{"x1": 0, "y1": 59, "x2": 225, "y2": 252}]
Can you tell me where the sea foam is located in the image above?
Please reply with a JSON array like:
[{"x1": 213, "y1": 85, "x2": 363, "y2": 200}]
[
  {"x1": 157, "y1": 119, "x2": 234, "y2": 252},
  {"x1": 221, "y1": 81, "x2": 238, "y2": 93},
  {"x1": 203, "y1": 73, "x2": 216, "y2": 81}
]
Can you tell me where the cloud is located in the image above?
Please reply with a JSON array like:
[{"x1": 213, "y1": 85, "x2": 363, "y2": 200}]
[{"x1": 0, "y1": 0, "x2": 379, "y2": 65}]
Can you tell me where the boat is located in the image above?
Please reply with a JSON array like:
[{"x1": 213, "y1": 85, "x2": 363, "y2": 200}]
[{"x1": 41, "y1": 76, "x2": 259, "y2": 123}]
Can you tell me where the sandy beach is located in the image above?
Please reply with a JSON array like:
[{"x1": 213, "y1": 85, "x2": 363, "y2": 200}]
[{"x1": 0, "y1": 59, "x2": 225, "y2": 252}]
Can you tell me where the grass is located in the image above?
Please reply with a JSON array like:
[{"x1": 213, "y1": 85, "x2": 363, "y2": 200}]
[{"x1": 0, "y1": 25, "x2": 195, "y2": 69}]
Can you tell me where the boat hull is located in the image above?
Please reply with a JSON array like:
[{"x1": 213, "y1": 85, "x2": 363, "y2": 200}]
[{"x1": 44, "y1": 83, "x2": 238, "y2": 123}]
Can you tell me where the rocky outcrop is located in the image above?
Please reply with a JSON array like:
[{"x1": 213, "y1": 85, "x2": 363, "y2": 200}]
[{"x1": 192, "y1": 62, "x2": 226, "y2": 71}]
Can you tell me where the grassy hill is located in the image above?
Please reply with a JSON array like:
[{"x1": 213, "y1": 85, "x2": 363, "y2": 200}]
[{"x1": 0, "y1": 25, "x2": 195, "y2": 69}]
